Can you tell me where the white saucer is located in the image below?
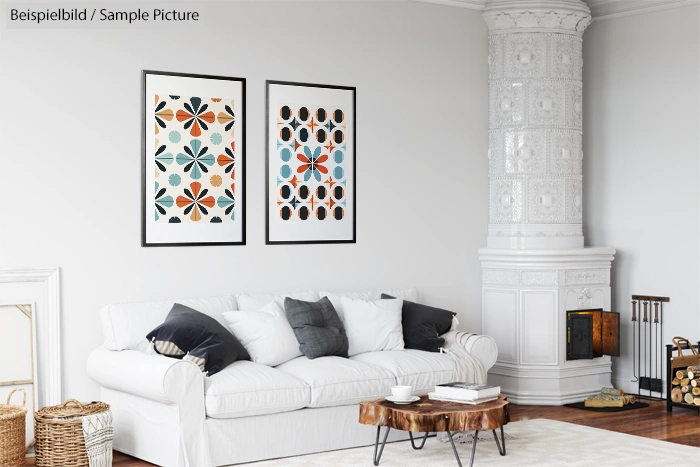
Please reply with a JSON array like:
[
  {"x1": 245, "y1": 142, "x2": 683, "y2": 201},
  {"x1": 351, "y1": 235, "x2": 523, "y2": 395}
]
[{"x1": 386, "y1": 395, "x2": 420, "y2": 404}]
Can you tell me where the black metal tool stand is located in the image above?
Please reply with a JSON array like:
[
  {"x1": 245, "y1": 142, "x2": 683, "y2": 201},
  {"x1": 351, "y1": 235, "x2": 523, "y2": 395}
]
[
  {"x1": 632, "y1": 295, "x2": 670, "y2": 400},
  {"x1": 372, "y1": 426, "x2": 506, "y2": 467}
]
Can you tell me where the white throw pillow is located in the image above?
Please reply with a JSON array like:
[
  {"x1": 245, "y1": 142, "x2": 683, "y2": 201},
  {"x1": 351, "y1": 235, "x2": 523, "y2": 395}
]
[
  {"x1": 236, "y1": 291, "x2": 319, "y2": 311},
  {"x1": 320, "y1": 288, "x2": 418, "y2": 322},
  {"x1": 340, "y1": 296, "x2": 405, "y2": 356},
  {"x1": 223, "y1": 302, "x2": 302, "y2": 367}
]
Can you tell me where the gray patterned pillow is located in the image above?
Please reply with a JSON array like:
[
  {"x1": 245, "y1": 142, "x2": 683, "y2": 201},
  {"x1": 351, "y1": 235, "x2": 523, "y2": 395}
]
[{"x1": 284, "y1": 296, "x2": 349, "y2": 359}]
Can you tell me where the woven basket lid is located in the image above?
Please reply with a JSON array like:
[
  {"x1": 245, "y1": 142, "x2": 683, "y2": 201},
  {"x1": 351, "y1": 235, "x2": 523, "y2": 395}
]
[{"x1": 35, "y1": 399, "x2": 109, "y2": 420}]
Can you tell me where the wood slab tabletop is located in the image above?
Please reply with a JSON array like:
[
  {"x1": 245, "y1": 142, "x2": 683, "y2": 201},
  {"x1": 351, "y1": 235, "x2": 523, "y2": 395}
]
[{"x1": 359, "y1": 395, "x2": 510, "y2": 433}]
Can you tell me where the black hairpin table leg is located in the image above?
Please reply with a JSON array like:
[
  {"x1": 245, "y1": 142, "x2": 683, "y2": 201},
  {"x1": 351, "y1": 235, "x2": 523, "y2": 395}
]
[
  {"x1": 493, "y1": 426, "x2": 506, "y2": 456},
  {"x1": 373, "y1": 426, "x2": 390, "y2": 466},
  {"x1": 409, "y1": 431, "x2": 429, "y2": 450},
  {"x1": 446, "y1": 430, "x2": 465, "y2": 467}
]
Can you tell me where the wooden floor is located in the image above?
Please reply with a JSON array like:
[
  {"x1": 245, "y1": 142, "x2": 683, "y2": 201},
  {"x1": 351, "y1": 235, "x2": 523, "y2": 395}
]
[{"x1": 25, "y1": 398, "x2": 700, "y2": 466}]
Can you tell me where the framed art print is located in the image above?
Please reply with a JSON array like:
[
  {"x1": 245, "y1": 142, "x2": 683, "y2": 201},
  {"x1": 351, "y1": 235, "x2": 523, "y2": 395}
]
[
  {"x1": 142, "y1": 70, "x2": 245, "y2": 246},
  {"x1": 266, "y1": 81, "x2": 356, "y2": 244}
]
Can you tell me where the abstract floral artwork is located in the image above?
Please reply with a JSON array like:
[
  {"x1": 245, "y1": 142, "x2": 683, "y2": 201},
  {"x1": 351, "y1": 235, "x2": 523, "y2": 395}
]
[
  {"x1": 143, "y1": 71, "x2": 245, "y2": 246},
  {"x1": 266, "y1": 81, "x2": 355, "y2": 244}
]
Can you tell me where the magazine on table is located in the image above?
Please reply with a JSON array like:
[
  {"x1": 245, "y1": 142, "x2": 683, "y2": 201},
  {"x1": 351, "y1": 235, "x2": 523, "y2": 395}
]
[
  {"x1": 428, "y1": 392, "x2": 499, "y2": 405},
  {"x1": 435, "y1": 382, "x2": 500, "y2": 399}
]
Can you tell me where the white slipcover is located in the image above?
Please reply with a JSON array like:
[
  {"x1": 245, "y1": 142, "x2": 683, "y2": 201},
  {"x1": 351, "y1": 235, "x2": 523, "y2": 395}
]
[
  {"x1": 204, "y1": 360, "x2": 310, "y2": 419},
  {"x1": 275, "y1": 356, "x2": 395, "y2": 408},
  {"x1": 88, "y1": 287, "x2": 499, "y2": 467},
  {"x1": 351, "y1": 349, "x2": 455, "y2": 393},
  {"x1": 100, "y1": 295, "x2": 236, "y2": 352}
]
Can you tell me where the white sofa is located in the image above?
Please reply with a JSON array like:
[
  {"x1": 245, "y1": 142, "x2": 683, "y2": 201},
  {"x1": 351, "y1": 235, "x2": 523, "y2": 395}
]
[{"x1": 86, "y1": 289, "x2": 497, "y2": 467}]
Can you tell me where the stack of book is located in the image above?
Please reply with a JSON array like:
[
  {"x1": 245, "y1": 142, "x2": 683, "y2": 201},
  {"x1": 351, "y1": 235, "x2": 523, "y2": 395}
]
[{"x1": 428, "y1": 382, "x2": 500, "y2": 405}]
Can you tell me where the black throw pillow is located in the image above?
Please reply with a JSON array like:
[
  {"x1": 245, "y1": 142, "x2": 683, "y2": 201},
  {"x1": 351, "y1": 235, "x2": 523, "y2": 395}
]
[
  {"x1": 146, "y1": 303, "x2": 249, "y2": 376},
  {"x1": 284, "y1": 296, "x2": 349, "y2": 359},
  {"x1": 382, "y1": 294, "x2": 456, "y2": 352}
]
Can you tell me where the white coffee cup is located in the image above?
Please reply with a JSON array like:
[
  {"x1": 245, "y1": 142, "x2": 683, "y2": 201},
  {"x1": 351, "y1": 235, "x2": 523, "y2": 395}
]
[{"x1": 391, "y1": 385, "x2": 412, "y2": 401}]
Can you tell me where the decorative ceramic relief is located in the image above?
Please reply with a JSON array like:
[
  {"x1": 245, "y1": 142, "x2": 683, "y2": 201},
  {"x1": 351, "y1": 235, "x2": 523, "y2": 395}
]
[
  {"x1": 566, "y1": 83, "x2": 583, "y2": 128},
  {"x1": 521, "y1": 270, "x2": 558, "y2": 286},
  {"x1": 577, "y1": 288, "x2": 593, "y2": 308},
  {"x1": 565, "y1": 178, "x2": 583, "y2": 222},
  {"x1": 528, "y1": 178, "x2": 565, "y2": 223},
  {"x1": 490, "y1": 179, "x2": 524, "y2": 224},
  {"x1": 485, "y1": 11, "x2": 591, "y2": 34},
  {"x1": 488, "y1": 131, "x2": 506, "y2": 175},
  {"x1": 483, "y1": 269, "x2": 520, "y2": 285},
  {"x1": 489, "y1": 82, "x2": 525, "y2": 128},
  {"x1": 506, "y1": 131, "x2": 546, "y2": 174},
  {"x1": 528, "y1": 82, "x2": 566, "y2": 127},
  {"x1": 488, "y1": 34, "x2": 505, "y2": 80},
  {"x1": 505, "y1": 33, "x2": 546, "y2": 79},
  {"x1": 487, "y1": 36, "x2": 584, "y2": 239},
  {"x1": 550, "y1": 131, "x2": 582, "y2": 174},
  {"x1": 548, "y1": 34, "x2": 582, "y2": 79},
  {"x1": 565, "y1": 269, "x2": 606, "y2": 285}
]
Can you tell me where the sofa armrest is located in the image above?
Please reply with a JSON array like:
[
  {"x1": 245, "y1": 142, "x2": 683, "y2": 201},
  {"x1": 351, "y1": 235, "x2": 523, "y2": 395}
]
[
  {"x1": 462, "y1": 334, "x2": 498, "y2": 371},
  {"x1": 86, "y1": 346, "x2": 203, "y2": 405},
  {"x1": 87, "y1": 346, "x2": 212, "y2": 467}
]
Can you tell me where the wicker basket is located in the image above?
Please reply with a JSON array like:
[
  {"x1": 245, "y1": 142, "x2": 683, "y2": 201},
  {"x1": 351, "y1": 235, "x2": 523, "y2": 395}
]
[
  {"x1": 0, "y1": 388, "x2": 27, "y2": 467},
  {"x1": 34, "y1": 399, "x2": 110, "y2": 467}
]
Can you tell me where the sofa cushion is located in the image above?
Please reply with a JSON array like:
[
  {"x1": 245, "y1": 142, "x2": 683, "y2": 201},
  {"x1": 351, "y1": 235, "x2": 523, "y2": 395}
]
[
  {"x1": 340, "y1": 297, "x2": 404, "y2": 356},
  {"x1": 284, "y1": 297, "x2": 348, "y2": 359},
  {"x1": 204, "y1": 360, "x2": 310, "y2": 419},
  {"x1": 351, "y1": 349, "x2": 454, "y2": 394},
  {"x1": 146, "y1": 303, "x2": 249, "y2": 376},
  {"x1": 237, "y1": 291, "x2": 319, "y2": 311},
  {"x1": 382, "y1": 294, "x2": 456, "y2": 352},
  {"x1": 100, "y1": 295, "x2": 236, "y2": 352},
  {"x1": 320, "y1": 288, "x2": 418, "y2": 322},
  {"x1": 223, "y1": 302, "x2": 302, "y2": 367},
  {"x1": 276, "y1": 356, "x2": 395, "y2": 407}
]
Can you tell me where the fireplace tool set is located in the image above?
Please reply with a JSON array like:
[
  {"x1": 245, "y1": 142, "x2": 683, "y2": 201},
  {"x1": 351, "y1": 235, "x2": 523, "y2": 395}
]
[{"x1": 631, "y1": 295, "x2": 669, "y2": 399}]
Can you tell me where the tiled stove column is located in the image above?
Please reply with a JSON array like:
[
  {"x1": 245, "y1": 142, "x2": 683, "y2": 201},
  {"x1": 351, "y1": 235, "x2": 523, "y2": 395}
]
[
  {"x1": 480, "y1": 0, "x2": 616, "y2": 405},
  {"x1": 484, "y1": 0, "x2": 590, "y2": 249}
]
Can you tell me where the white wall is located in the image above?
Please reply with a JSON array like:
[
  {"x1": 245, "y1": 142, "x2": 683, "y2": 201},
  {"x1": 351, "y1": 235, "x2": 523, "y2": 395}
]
[
  {"x1": 583, "y1": 5, "x2": 700, "y2": 393},
  {"x1": 0, "y1": 1, "x2": 489, "y2": 400}
]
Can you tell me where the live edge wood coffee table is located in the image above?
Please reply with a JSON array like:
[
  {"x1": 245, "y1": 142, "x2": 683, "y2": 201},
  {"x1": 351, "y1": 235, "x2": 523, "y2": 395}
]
[{"x1": 359, "y1": 395, "x2": 509, "y2": 467}]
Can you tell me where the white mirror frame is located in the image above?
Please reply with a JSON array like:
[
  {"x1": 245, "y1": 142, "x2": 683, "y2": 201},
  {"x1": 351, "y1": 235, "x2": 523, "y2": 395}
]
[{"x1": 0, "y1": 268, "x2": 61, "y2": 406}]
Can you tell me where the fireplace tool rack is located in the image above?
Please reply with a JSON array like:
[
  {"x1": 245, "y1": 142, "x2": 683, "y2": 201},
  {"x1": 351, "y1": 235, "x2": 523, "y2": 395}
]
[{"x1": 631, "y1": 295, "x2": 670, "y2": 400}]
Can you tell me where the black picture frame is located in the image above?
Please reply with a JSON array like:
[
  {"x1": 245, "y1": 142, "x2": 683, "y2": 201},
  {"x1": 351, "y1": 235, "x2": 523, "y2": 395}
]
[
  {"x1": 265, "y1": 80, "x2": 356, "y2": 245},
  {"x1": 142, "y1": 70, "x2": 246, "y2": 247}
]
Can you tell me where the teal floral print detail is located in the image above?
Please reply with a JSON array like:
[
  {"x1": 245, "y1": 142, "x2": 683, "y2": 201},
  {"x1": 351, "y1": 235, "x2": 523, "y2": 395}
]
[
  {"x1": 176, "y1": 139, "x2": 215, "y2": 180},
  {"x1": 210, "y1": 132, "x2": 223, "y2": 145},
  {"x1": 154, "y1": 144, "x2": 173, "y2": 172},
  {"x1": 217, "y1": 183, "x2": 236, "y2": 221},
  {"x1": 168, "y1": 174, "x2": 181, "y2": 187},
  {"x1": 168, "y1": 131, "x2": 181, "y2": 143},
  {"x1": 155, "y1": 182, "x2": 174, "y2": 221}
]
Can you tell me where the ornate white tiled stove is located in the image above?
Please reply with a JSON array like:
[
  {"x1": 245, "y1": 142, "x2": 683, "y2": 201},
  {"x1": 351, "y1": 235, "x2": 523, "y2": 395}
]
[{"x1": 479, "y1": 0, "x2": 615, "y2": 405}]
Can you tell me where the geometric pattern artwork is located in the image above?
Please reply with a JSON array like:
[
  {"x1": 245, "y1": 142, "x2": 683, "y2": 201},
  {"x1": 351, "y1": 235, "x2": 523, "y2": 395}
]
[
  {"x1": 266, "y1": 80, "x2": 355, "y2": 244},
  {"x1": 153, "y1": 95, "x2": 237, "y2": 223},
  {"x1": 275, "y1": 104, "x2": 347, "y2": 222},
  {"x1": 143, "y1": 70, "x2": 245, "y2": 247}
]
